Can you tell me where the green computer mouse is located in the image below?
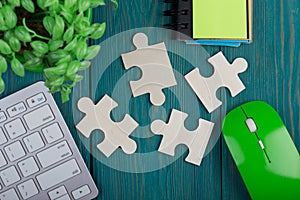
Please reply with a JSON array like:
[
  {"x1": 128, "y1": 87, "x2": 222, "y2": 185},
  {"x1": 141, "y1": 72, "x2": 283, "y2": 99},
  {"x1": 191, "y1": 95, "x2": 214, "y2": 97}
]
[{"x1": 222, "y1": 101, "x2": 300, "y2": 200}]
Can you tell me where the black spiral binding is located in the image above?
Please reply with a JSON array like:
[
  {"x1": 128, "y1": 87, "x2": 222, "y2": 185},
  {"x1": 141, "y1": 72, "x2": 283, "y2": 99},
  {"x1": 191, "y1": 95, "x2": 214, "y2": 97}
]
[{"x1": 163, "y1": 0, "x2": 192, "y2": 40}]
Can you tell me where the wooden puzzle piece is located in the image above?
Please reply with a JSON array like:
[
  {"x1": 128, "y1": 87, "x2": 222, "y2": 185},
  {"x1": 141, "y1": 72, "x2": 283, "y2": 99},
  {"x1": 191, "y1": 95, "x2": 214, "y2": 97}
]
[
  {"x1": 185, "y1": 51, "x2": 248, "y2": 113},
  {"x1": 150, "y1": 109, "x2": 214, "y2": 166},
  {"x1": 121, "y1": 32, "x2": 177, "y2": 106},
  {"x1": 76, "y1": 95, "x2": 138, "y2": 157}
]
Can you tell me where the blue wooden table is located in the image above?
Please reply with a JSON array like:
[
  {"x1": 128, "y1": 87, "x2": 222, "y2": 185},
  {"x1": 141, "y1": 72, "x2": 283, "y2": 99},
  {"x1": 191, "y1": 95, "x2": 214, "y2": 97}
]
[{"x1": 2, "y1": 0, "x2": 299, "y2": 199}]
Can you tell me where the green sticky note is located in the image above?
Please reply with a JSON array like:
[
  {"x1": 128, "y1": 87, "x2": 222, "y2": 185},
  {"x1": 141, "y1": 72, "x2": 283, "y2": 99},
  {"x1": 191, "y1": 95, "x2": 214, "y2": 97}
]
[{"x1": 193, "y1": 0, "x2": 248, "y2": 39}]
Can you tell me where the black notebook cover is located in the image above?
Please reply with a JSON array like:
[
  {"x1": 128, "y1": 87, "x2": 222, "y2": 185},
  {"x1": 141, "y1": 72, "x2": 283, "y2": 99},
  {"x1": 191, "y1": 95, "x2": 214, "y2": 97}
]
[{"x1": 164, "y1": 0, "x2": 192, "y2": 40}]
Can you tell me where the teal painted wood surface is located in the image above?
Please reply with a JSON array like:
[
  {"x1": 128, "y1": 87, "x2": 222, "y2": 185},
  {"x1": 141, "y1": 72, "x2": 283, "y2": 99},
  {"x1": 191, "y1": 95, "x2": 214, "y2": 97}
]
[{"x1": 1, "y1": 0, "x2": 299, "y2": 199}]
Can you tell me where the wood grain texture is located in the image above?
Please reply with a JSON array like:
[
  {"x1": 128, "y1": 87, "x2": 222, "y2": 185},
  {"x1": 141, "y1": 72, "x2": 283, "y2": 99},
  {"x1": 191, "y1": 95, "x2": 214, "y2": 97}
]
[
  {"x1": 88, "y1": 0, "x2": 300, "y2": 199},
  {"x1": 1, "y1": 0, "x2": 298, "y2": 199},
  {"x1": 90, "y1": 1, "x2": 222, "y2": 199}
]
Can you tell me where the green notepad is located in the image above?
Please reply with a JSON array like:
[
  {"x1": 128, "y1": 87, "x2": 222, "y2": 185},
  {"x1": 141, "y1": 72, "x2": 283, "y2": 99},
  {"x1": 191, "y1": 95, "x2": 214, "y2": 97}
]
[{"x1": 193, "y1": 0, "x2": 248, "y2": 39}]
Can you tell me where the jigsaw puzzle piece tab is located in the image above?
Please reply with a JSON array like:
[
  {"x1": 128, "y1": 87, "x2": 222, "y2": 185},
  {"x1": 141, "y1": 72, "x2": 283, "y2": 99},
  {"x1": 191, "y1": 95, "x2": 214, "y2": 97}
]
[
  {"x1": 185, "y1": 51, "x2": 248, "y2": 113},
  {"x1": 76, "y1": 97, "x2": 98, "y2": 137},
  {"x1": 150, "y1": 109, "x2": 214, "y2": 166},
  {"x1": 76, "y1": 95, "x2": 138, "y2": 157},
  {"x1": 121, "y1": 33, "x2": 177, "y2": 106}
]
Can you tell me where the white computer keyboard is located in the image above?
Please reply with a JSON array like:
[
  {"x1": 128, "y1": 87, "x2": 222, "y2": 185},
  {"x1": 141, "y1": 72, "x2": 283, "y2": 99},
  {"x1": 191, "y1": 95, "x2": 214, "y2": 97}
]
[{"x1": 0, "y1": 82, "x2": 98, "y2": 200}]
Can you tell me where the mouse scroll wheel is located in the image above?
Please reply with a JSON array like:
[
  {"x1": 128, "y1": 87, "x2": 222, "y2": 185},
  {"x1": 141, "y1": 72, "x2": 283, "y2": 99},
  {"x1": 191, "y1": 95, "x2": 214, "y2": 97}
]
[{"x1": 245, "y1": 118, "x2": 257, "y2": 132}]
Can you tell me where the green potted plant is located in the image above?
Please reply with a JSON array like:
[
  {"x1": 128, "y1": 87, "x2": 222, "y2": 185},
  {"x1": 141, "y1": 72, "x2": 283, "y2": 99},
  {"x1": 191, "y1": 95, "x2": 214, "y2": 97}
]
[{"x1": 0, "y1": 0, "x2": 117, "y2": 102}]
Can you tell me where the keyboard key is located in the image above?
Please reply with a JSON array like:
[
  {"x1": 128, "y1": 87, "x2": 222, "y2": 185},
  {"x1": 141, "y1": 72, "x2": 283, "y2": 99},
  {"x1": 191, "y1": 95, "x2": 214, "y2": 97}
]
[
  {"x1": 0, "y1": 166, "x2": 21, "y2": 186},
  {"x1": 48, "y1": 185, "x2": 67, "y2": 200},
  {"x1": 0, "y1": 188, "x2": 19, "y2": 200},
  {"x1": 0, "y1": 128, "x2": 7, "y2": 145},
  {"x1": 42, "y1": 123, "x2": 64, "y2": 144},
  {"x1": 26, "y1": 92, "x2": 46, "y2": 108},
  {"x1": 0, "y1": 111, "x2": 7, "y2": 123},
  {"x1": 37, "y1": 141, "x2": 72, "y2": 168},
  {"x1": 72, "y1": 185, "x2": 91, "y2": 199},
  {"x1": 56, "y1": 194, "x2": 71, "y2": 200},
  {"x1": 23, "y1": 132, "x2": 45, "y2": 153},
  {"x1": 7, "y1": 102, "x2": 26, "y2": 118},
  {"x1": 37, "y1": 159, "x2": 81, "y2": 190},
  {"x1": 0, "y1": 82, "x2": 98, "y2": 200},
  {"x1": 18, "y1": 179, "x2": 39, "y2": 199},
  {"x1": 23, "y1": 105, "x2": 55, "y2": 130},
  {"x1": 0, "y1": 150, "x2": 7, "y2": 168},
  {"x1": 17, "y1": 179, "x2": 39, "y2": 199},
  {"x1": 4, "y1": 118, "x2": 26, "y2": 139},
  {"x1": 4, "y1": 141, "x2": 26, "y2": 162},
  {"x1": 18, "y1": 157, "x2": 39, "y2": 177}
]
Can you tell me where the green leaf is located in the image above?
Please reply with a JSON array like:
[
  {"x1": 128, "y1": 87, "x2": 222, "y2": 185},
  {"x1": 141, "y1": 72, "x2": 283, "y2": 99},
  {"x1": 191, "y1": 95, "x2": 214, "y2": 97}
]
[
  {"x1": 14, "y1": 26, "x2": 31, "y2": 42},
  {"x1": 0, "y1": 55, "x2": 8, "y2": 73},
  {"x1": 21, "y1": 0, "x2": 35, "y2": 13},
  {"x1": 110, "y1": 0, "x2": 118, "y2": 9},
  {"x1": 0, "y1": 25, "x2": 9, "y2": 31},
  {"x1": 0, "y1": 39, "x2": 12, "y2": 55},
  {"x1": 79, "y1": 61, "x2": 91, "y2": 71},
  {"x1": 80, "y1": 27, "x2": 94, "y2": 37},
  {"x1": 31, "y1": 41, "x2": 49, "y2": 55},
  {"x1": 65, "y1": 0, "x2": 76, "y2": 9},
  {"x1": 73, "y1": 13, "x2": 90, "y2": 32},
  {"x1": 8, "y1": 0, "x2": 21, "y2": 7},
  {"x1": 60, "y1": 8, "x2": 74, "y2": 24},
  {"x1": 52, "y1": 15, "x2": 65, "y2": 40},
  {"x1": 11, "y1": 57, "x2": 25, "y2": 76},
  {"x1": 64, "y1": 37, "x2": 77, "y2": 51},
  {"x1": 90, "y1": 23, "x2": 106, "y2": 39},
  {"x1": 47, "y1": 50, "x2": 69, "y2": 62},
  {"x1": 49, "y1": 76, "x2": 65, "y2": 87},
  {"x1": 4, "y1": 30, "x2": 14, "y2": 42},
  {"x1": 0, "y1": 76, "x2": 4, "y2": 94},
  {"x1": 66, "y1": 61, "x2": 80, "y2": 78},
  {"x1": 49, "y1": 1, "x2": 59, "y2": 12},
  {"x1": 37, "y1": 0, "x2": 46, "y2": 10},
  {"x1": 43, "y1": 67, "x2": 57, "y2": 75},
  {"x1": 66, "y1": 74, "x2": 76, "y2": 81},
  {"x1": 81, "y1": 16, "x2": 91, "y2": 27},
  {"x1": 85, "y1": 45, "x2": 100, "y2": 60},
  {"x1": 2, "y1": 5, "x2": 17, "y2": 29},
  {"x1": 44, "y1": 0, "x2": 56, "y2": 8},
  {"x1": 44, "y1": 80, "x2": 51, "y2": 88},
  {"x1": 74, "y1": 74, "x2": 83, "y2": 82},
  {"x1": 0, "y1": 12, "x2": 4, "y2": 25},
  {"x1": 55, "y1": 62, "x2": 69, "y2": 74},
  {"x1": 63, "y1": 26, "x2": 74, "y2": 43},
  {"x1": 8, "y1": 37, "x2": 21, "y2": 52},
  {"x1": 90, "y1": 0, "x2": 105, "y2": 7},
  {"x1": 75, "y1": 41, "x2": 87, "y2": 61},
  {"x1": 0, "y1": 12, "x2": 8, "y2": 31},
  {"x1": 23, "y1": 57, "x2": 43, "y2": 72},
  {"x1": 24, "y1": 58, "x2": 41, "y2": 67},
  {"x1": 32, "y1": 50, "x2": 44, "y2": 58},
  {"x1": 73, "y1": 12, "x2": 84, "y2": 24},
  {"x1": 49, "y1": 39, "x2": 63, "y2": 51},
  {"x1": 48, "y1": 85, "x2": 60, "y2": 93},
  {"x1": 23, "y1": 50, "x2": 35, "y2": 60},
  {"x1": 43, "y1": 16, "x2": 55, "y2": 35},
  {"x1": 44, "y1": 62, "x2": 68, "y2": 75},
  {"x1": 37, "y1": 0, "x2": 55, "y2": 10},
  {"x1": 78, "y1": 0, "x2": 90, "y2": 13},
  {"x1": 43, "y1": 69, "x2": 58, "y2": 81},
  {"x1": 61, "y1": 87, "x2": 71, "y2": 103},
  {"x1": 56, "y1": 55, "x2": 72, "y2": 65}
]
